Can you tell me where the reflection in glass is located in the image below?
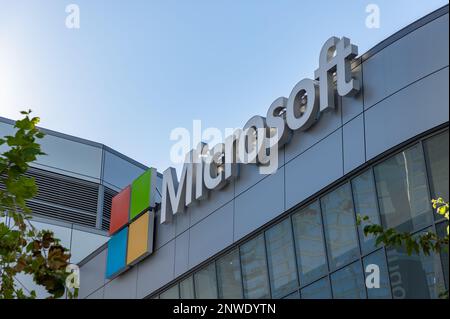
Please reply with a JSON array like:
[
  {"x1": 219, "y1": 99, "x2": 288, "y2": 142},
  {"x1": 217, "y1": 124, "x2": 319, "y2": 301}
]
[
  {"x1": 37, "y1": 134, "x2": 102, "y2": 179},
  {"x1": 282, "y1": 291, "x2": 300, "y2": 299},
  {"x1": 374, "y1": 144, "x2": 432, "y2": 232},
  {"x1": 216, "y1": 249, "x2": 243, "y2": 298},
  {"x1": 363, "y1": 249, "x2": 391, "y2": 298},
  {"x1": 180, "y1": 276, "x2": 195, "y2": 299},
  {"x1": 385, "y1": 229, "x2": 446, "y2": 299},
  {"x1": 423, "y1": 131, "x2": 449, "y2": 210},
  {"x1": 291, "y1": 201, "x2": 327, "y2": 284},
  {"x1": 321, "y1": 183, "x2": 359, "y2": 269},
  {"x1": 194, "y1": 263, "x2": 218, "y2": 299},
  {"x1": 351, "y1": 169, "x2": 380, "y2": 253},
  {"x1": 240, "y1": 235, "x2": 270, "y2": 299},
  {"x1": 103, "y1": 150, "x2": 146, "y2": 189},
  {"x1": 160, "y1": 284, "x2": 179, "y2": 299},
  {"x1": 301, "y1": 277, "x2": 332, "y2": 299},
  {"x1": 331, "y1": 261, "x2": 366, "y2": 299},
  {"x1": 265, "y1": 218, "x2": 298, "y2": 298}
]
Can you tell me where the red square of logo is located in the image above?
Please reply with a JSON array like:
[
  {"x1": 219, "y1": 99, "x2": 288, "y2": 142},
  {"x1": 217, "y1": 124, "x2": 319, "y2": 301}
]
[{"x1": 109, "y1": 186, "x2": 131, "y2": 235}]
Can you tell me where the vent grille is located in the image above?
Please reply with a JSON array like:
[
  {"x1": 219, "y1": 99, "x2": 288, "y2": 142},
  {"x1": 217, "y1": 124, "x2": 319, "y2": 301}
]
[
  {"x1": 102, "y1": 187, "x2": 117, "y2": 231},
  {"x1": 27, "y1": 200, "x2": 97, "y2": 228},
  {"x1": 1, "y1": 167, "x2": 100, "y2": 228},
  {"x1": 25, "y1": 168, "x2": 99, "y2": 214}
]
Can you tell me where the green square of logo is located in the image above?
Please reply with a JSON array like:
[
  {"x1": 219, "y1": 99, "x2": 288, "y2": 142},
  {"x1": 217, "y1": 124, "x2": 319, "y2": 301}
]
[{"x1": 130, "y1": 169, "x2": 152, "y2": 220}]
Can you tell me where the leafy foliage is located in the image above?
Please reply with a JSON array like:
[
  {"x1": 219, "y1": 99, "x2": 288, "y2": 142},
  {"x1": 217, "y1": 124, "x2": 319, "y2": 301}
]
[
  {"x1": 357, "y1": 197, "x2": 449, "y2": 299},
  {"x1": 0, "y1": 110, "x2": 78, "y2": 299}
]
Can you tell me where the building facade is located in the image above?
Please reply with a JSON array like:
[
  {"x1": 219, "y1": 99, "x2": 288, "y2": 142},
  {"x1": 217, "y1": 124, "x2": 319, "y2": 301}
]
[
  {"x1": 0, "y1": 116, "x2": 150, "y2": 297},
  {"x1": 78, "y1": 6, "x2": 449, "y2": 299}
]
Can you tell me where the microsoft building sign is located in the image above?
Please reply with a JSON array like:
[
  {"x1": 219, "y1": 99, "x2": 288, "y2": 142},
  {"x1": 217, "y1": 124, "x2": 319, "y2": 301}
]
[{"x1": 105, "y1": 36, "x2": 360, "y2": 279}]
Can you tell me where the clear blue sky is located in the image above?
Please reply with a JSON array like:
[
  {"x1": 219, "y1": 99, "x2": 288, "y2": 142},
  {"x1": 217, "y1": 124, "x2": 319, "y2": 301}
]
[{"x1": 0, "y1": 0, "x2": 447, "y2": 173}]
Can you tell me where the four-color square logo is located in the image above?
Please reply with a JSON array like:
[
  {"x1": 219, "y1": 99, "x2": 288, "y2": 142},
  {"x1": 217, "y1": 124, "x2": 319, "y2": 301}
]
[{"x1": 105, "y1": 168, "x2": 158, "y2": 279}]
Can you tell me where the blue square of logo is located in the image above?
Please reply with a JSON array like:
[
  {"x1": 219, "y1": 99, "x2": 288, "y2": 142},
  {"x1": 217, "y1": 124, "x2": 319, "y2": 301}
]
[{"x1": 105, "y1": 227, "x2": 128, "y2": 279}]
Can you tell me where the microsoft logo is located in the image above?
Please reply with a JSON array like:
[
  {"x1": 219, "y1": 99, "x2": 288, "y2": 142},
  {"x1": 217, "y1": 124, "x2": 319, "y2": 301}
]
[{"x1": 105, "y1": 168, "x2": 158, "y2": 279}]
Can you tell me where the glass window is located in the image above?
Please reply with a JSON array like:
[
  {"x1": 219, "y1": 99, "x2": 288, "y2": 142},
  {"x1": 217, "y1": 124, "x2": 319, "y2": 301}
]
[
  {"x1": 216, "y1": 249, "x2": 243, "y2": 299},
  {"x1": 331, "y1": 261, "x2": 366, "y2": 299},
  {"x1": 103, "y1": 150, "x2": 146, "y2": 190},
  {"x1": 363, "y1": 249, "x2": 392, "y2": 299},
  {"x1": 240, "y1": 235, "x2": 271, "y2": 299},
  {"x1": 437, "y1": 222, "x2": 449, "y2": 290},
  {"x1": 180, "y1": 276, "x2": 195, "y2": 299},
  {"x1": 265, "y1": 218, "x2": 298, "y2": 298},
  {"x1": 194, "y1": 263, "x2": 218, "y2": 299},
  {"x1": 282, "y1": 291, "x2": 300, "y2": 299},
  {"x1": 292, "y1": 201, "x2": 328, "y2": 285},
  {"x1": 374, "y1": 144, "x2": 432, "y2": 232},
  {"x1": 159, "y1": 284, "x2": 179, "y2": 299},
  {"x1": 385, "y1": 229, "x2": 446, "y2": 299},
  {"x1": 351, "y1": 169, "x2": 381, "y2": 253},
  {"x1": 423, "y1": 131, "x2": 449, "y2": 208},
  {"x1": 321, "y1": 183, "x2": 360, "y2": 270},
  {"x1": 301, "y1": 277, "x2": 332, "y2": 299},
  {"x1": 37, "y1": 134, "x2": 102, "y2": 179}
]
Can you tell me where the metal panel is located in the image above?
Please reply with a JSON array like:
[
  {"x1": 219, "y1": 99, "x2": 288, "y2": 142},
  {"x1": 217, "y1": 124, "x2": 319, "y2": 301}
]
[
  {"x1": 285, "y1": 100, "x2": 342, "y2": 163},
  {"x1": 285, "y1": 129, "x2": 343, "y2": 210},
  {"x1": 235, "y1": 146, "x2": 285, "y2": 197},
  {"x1": 365, "y1": 67, "x2": 449, "y2": 160},
  {"x1": 363, "y1": 14, "x2": 449, "y2": 109},
  {"x1": 343, "y1": 114, "x2": 366, "y2": 174},
  {"x1": 70, "y1": 229, "x2": 109, "y2": 264},
  {"x1": 79, "y1": 249, "x2": 108, "y2": 298},
  {"x1": 136, "y1": 239, "x2": 175, "y2": 298},
  {"x1": 342, "y1": 64, "x2": 364, "y2": 124},
  {"x1": 188, "y1": 179, "x2": 234, "y2": 226},
  {"x1": 234, "y1": 166, "x2": 285, "y2": 241},
  {"x1": 188, "y1": 201, "x2": 234, "y2": 268},
  {"x1": 174, "y1": 231, "x2": 190, "y2": 277},
  {"x1": 154, "y1": 210, "x2": 176, "y2": 250},
  {"x1": 104, "y1": 266, "x2": 138, "y2": 299}
]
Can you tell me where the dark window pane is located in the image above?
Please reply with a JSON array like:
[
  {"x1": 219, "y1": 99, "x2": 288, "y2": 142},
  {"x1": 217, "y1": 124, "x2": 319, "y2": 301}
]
[
  {"x1": 217, "y1": 249, "x2": 243, "y2": 299},
  {"x1": 282, "y1": 291, "x2": 300, "y2": 299},
  {"x1": 331, "y1": 261, "x2": 366, "y2": 299},
  {"x1": 240, "y1": 235, "x2": 270, "y2": 299},
  {"x1": 386, "y1": 229, "x2": 446, "y2": 299},
  {"x1": 321, "y1": 183, "x2": 360, "y2": 270},
  {"x1": 423, "y1": 131, "x2": 449, "y2": 210},
  {"x1": 437, "y1": 222, "x2": 449, "y2": 290},
  {"x1": 160, "y1": 284, "x2": 179, "y2": 299},
  {"x1": 292, "y1": 201, "x2": 328, "y2": 285},
  {"x1": 363, "y1": 249, "x2": 392, "y2": 299},
  {"x1": 180, "y1": 276, "x2": 195, "y2": 299},
  {"x1": 194, "y1": 263, "x2": 218, "y2": 299},
  {"x1": 374, "y1": 144, "x2": 432, "y2": 232},
  {"x1": 352, "y1": 169, "x2": 380, "y2": 253},
  {"x1": 301, "y1": 277, "x2": 332, "y2": 299},
  {"x1": 265, "y1": 218, "x2": 298, "y2": 298}
]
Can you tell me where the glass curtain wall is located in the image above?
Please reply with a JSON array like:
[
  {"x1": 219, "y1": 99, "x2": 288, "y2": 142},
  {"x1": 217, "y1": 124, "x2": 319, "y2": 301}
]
[{"x1": 155, "y1": 130, "x2": 449, "y2": 299}]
